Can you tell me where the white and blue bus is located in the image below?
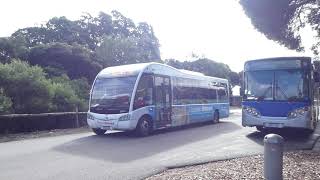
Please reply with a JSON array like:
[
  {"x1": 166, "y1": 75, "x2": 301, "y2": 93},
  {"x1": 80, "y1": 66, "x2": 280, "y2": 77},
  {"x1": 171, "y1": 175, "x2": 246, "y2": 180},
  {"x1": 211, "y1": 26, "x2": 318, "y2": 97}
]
[
  {"x1": 87, "y1": 62, "x2": 230, "y2": 136},
  {"x1": 242, "y1": 57, "x2": 319, "y2": 132}
]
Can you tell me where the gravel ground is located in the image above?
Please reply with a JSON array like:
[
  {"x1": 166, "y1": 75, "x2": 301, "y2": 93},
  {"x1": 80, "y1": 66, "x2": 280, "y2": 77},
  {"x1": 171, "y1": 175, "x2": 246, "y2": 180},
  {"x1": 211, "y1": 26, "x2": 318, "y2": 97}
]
[
  {"x1": 0, "y1": 127, "x2": 90, "y2": 143},
  {"x1": 147, "y1": 151, "x2": 320, "y2": 180}
]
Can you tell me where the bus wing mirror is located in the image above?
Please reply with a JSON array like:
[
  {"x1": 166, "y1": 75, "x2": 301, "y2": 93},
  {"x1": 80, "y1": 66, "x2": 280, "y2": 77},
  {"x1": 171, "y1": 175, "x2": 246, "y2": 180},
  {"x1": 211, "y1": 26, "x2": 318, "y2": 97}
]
[
  {"x1": 314, "y1": 72, "x2": 320, "y2": 83},
  {"x1": 240, "y1": 87, "x2": 244, "y2": 96}
]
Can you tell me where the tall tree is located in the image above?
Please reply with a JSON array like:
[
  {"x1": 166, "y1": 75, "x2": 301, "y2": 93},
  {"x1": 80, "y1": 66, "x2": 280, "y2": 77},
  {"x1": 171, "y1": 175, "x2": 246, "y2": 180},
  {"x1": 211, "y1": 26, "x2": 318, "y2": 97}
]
[
  {"x1": 240, "y1": 0, "x2": 320, "y2": 54},
  {"x1": 96, "y1": 35, "x2": 161, "y2": 67},
  {"x1": 10, "y1": 11, "x2": 160, "y2": 55},
  {"x1": 165, "y1": 58, "x2": 240, "y2": 86},
  {"x1": 111, "y1": 10, "x2": 136, "y2": 39},
  {"x1": 28, "y1": 43, "x2": 102, "y2": 82},
  {"x1": 0, "y1": 35, "x2": 29, "y2": 63},
  {"x1": 136, "y1": 22, "x2": 161, "y2": 60}
]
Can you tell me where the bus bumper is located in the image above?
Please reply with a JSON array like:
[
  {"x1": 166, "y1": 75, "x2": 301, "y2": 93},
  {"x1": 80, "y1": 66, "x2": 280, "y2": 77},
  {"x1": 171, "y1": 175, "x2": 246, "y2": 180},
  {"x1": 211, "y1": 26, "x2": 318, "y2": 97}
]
[
  {"x1": 87, "y1": 112, "x2": 138, "y2": 131},
  {"x1": 242, "y1": 111, "x2": 313, "y2": 129}
]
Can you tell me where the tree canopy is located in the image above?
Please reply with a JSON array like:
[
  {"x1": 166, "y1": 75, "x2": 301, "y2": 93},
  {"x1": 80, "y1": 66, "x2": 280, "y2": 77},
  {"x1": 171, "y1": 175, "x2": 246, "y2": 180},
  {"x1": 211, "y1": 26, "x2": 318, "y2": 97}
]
[
  {"x1": 0, "y1": 10, "x2": 162, "y2": 114},
  {"x1": 0, "y1": 10, "x2": 161, "y2": 80},
  {"x1": 165, "y1": 58, "x2": 240, "y2": 86},
  {"x1": 240, "y1": 0, "x2": 320, "y2": 54},
  {"x1": 28, "y1": 42, "x2": 102, "y2": 82},
  {"x1": 0, "y1": 10, "x2": 240, "y2": 114},
  {"x1": 10, "y1": 11, "x2": 160, "y2": 56}
]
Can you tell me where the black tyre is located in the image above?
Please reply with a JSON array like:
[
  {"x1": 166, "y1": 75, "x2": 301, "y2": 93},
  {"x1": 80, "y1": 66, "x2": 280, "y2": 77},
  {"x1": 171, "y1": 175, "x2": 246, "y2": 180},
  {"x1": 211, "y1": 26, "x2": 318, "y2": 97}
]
[
  {"x1": 92, "y1": 128, "x2": 106, "y2": 135},
  {"x1": 213, "y1": 110, "x2": 220, "y2": 123},
  {"x1": 256, "y1": 126, "x2": 264, "y2": 132},
  {"x1": 136, "y1": 116, "x2": 152, "y2": 137},
  {"x1": 304, "y1": 128, "x2": 315, "y2": 134}
]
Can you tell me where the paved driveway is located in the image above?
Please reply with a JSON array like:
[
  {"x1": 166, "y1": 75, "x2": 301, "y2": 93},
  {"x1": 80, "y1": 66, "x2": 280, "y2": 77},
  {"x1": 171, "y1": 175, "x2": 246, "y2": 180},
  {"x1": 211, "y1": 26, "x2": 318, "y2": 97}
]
[{"x1": 0, "y1": 109, "x2": 317, "y2": 180}]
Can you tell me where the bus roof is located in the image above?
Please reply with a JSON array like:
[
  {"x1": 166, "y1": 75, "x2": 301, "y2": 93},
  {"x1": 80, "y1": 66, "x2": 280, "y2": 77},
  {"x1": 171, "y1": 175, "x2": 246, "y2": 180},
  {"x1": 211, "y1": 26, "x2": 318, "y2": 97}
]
[
  {"x1": 98, "y1": 62, "x2": 228, "y2": 84},
  {"x1": 245, "y1": 56, "x2": 311, "y2": 63},
  {"x1": 244, "y1": 57, "x2": 312, "y2": 71},
  {"x1": 99, "y1": 63, "x2": 150, "y2": 77}
]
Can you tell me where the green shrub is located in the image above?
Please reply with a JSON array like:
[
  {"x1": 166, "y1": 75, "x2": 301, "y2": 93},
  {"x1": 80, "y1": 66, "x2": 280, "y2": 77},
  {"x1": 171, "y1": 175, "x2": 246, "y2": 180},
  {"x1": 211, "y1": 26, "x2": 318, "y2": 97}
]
[
  {"x1": 0, "y1": 88, "x2": 12, "y2": 114},
  {"x1": 49, "y1": 82, "x2": 79, "y2": 112},
  {"x1": 0, "y1": 60, "x2": 89, "y2": 113},
  {"x1": 0, "y1": 60, "x2": 52, "y2": 113},
  {"x1": 50, "y1": 75, "x2": 89, "y2": 112}
]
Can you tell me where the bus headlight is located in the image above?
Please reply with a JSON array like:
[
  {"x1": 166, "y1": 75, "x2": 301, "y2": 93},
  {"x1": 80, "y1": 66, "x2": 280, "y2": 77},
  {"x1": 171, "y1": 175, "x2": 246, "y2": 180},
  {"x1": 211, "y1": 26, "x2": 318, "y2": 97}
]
[
  {"x1": 288, "y1": 107, "x2": 309, "y2": 118},
  {"x1": 243, "y1": 106, "x2": 261, "y2": 117},
  {"x1": 119, "y1": 114, "x2": 130, "y2": 121},
  {"x1": 87, "y1": 113, "x2": 94, "y2": 120},
  {"x1": 297, "y1": 109, "x2": 305, "y2": 115},
  {"x1": 288, "y1": 112, "x2": 298, "y2": 118}
]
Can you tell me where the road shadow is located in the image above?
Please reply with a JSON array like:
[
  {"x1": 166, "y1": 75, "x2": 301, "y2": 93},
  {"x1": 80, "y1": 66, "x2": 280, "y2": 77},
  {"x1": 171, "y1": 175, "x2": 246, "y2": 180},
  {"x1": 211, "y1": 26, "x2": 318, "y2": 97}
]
[
  {"x1": 246, "y1": 128, "x2": 319, "y2": 150},
  {"x1": 53, "y1": 121, "x2": 241, "y2": 163}
]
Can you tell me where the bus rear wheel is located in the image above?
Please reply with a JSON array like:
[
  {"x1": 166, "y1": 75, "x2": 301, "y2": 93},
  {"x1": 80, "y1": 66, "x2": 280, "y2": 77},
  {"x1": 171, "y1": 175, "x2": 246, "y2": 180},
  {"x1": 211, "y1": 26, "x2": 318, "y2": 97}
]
[
  {"x1": 135, "y1": 116, "x2": 152, "y2": 137},
  {"x1": 213, "y1": 110, "x2": 219, "y2": 123},
  {"x1": 92, "y1": 128, "x2": 106, "y2": 135}
]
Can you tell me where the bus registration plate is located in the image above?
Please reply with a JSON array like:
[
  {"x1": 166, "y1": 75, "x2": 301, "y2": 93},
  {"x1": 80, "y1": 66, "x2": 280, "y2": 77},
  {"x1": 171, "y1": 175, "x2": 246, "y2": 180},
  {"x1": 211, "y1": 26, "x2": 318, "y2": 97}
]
[
  {"x1": 101, "y1": 126, "x2": 112, "y2": 130},
  {"x1": 264, "y1": 123, "x2": 284, "y2": 128},
  {"x1": 98, "y1": 120, "x2": 113, "y2": 126}
]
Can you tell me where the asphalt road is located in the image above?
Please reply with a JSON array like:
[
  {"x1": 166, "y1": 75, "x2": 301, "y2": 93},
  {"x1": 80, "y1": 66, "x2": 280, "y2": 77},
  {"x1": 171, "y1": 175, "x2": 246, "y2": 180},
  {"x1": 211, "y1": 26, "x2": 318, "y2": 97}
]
[{"x1": 0, "y1": 109, "x2": 318, "y2": 180}]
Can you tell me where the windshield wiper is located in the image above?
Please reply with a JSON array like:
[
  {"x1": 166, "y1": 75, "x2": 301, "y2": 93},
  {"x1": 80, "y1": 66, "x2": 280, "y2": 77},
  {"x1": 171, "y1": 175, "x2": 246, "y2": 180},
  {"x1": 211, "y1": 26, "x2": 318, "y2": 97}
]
[
  {"x1": 275, "y1": 82, "x2": 288, "y2": 99},
  {"x1": 288, "y1": 96, "x2": 298, "y2": 102},
  {"x1": 258, "y1": 86, "x2": 272, "y2": 101},
  {"x1": 287, "y1": 96, "x2": 305, "y2": 102}
]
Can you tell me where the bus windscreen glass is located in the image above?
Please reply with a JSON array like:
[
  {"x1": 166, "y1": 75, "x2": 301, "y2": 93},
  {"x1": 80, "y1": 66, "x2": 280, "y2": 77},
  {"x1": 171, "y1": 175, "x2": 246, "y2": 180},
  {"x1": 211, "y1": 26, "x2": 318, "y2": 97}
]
[
  {"x1": 90, "y1": 76, "x2": 137, "y2": 114},
  {"x1": 244, "y1": 69, "x2": 309, "y2": 101}
]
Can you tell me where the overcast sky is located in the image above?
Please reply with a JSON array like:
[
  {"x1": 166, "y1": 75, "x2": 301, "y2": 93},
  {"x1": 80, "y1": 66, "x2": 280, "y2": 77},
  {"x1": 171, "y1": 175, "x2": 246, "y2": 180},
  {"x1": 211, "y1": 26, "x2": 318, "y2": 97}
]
[{"x1": 0, "y1": 0, "x2": 309, "y2": 72}]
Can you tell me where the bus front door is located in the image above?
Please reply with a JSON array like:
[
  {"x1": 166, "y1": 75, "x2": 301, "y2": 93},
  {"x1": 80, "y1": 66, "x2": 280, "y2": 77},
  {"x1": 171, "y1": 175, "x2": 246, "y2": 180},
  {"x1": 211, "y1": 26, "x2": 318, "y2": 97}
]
[{"x1": 154, "y1": 76, "x2": 172, "y2": 128}]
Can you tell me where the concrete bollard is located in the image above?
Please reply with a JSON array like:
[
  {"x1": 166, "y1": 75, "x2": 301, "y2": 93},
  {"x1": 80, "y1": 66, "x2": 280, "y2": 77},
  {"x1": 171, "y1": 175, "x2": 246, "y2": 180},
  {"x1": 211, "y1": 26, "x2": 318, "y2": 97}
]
[{"x1": 264, "y1": 134, "x2": 284, "y2": 180}]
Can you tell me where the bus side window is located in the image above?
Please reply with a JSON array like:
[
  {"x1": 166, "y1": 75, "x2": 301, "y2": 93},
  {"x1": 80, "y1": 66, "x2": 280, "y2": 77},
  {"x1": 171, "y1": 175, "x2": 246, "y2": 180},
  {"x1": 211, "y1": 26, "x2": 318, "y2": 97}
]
[
  {"x1": 133, "y1": 74, "x2": 154, "y2": 110},
  {"x1": 218, "y1": 88, "x2": 227, "y2": 103},
  {"x1": 209, "y1": 88, "x2": 217, "y2": 103}
]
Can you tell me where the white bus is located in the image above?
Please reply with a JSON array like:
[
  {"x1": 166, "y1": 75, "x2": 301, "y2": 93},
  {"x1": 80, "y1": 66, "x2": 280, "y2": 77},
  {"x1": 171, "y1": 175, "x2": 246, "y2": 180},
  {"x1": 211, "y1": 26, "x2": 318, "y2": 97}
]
[{"x1": 87, "y1": 63, "x2": 230, "y2": 136}]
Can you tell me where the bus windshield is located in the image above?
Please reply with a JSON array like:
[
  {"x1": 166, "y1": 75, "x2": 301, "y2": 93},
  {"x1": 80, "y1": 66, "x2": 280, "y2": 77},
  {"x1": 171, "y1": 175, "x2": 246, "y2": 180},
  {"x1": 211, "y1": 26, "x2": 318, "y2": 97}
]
[
  {"x1": 90, "y1": 76, "x2": 137, "y2": 114},
  {"x1": 244, "y1": 69, "x2": 309, "y2": 101}
]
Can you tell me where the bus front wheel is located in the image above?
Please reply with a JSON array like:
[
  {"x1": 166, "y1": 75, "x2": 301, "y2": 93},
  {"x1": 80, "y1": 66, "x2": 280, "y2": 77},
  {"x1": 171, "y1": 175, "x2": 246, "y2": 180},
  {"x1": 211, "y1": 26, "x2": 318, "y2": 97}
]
[
  {"x1": 135, "y1": 116, "x2": 152, "y2": 137},
  {"x1": 92, "y1": 128, "x2": 106, "y2": 135},
  {"x1": 256, "y1": 126, "x2": 264, "y2": 132}
]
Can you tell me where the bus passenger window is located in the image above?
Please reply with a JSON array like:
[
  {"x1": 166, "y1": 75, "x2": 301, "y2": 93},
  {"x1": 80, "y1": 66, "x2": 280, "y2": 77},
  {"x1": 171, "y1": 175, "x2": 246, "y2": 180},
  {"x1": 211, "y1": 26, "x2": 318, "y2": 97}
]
[
  {"x1": 133, "y1": 75, "x2": 153, "y2": 110},
  {"x1": 218, "y1": 88, "x2": 227, "y2": 103},
  {"x1": 209, "y1": 89, "x2": 218, "y2": 103}
]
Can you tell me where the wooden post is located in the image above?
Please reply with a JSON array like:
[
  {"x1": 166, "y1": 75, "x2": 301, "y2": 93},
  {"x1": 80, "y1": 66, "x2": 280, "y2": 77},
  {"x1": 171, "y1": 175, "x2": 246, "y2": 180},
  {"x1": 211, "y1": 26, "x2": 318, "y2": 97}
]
[{"x1": 75, "y1": 106, "x2": 79, "y2": 128}]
